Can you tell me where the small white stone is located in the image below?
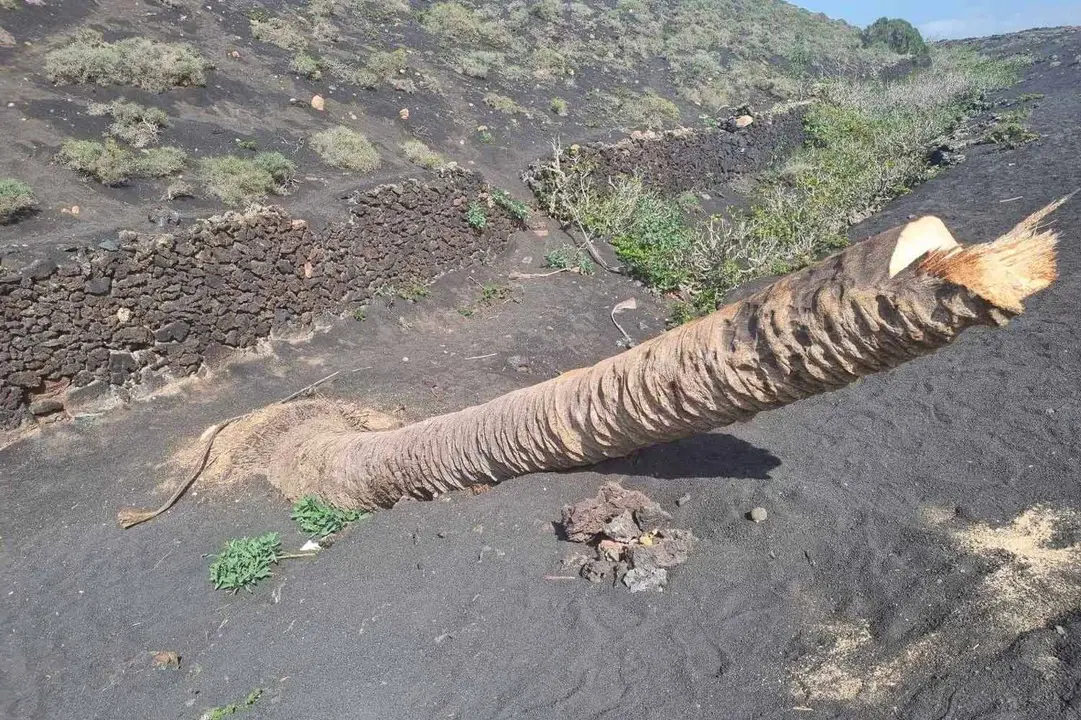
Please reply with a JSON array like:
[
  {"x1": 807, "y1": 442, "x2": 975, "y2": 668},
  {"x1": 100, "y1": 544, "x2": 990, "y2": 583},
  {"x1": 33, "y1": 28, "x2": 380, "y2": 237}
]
[{"x1": 749, "y1": 507, "x2": 768, "y2": 523}]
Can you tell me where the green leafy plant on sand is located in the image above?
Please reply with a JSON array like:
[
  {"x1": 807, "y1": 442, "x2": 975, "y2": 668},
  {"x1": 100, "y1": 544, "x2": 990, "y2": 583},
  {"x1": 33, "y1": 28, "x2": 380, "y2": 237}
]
[
  {"x1": 464, "y1": 198, "x2": 486, "y2": 227},
  {"x1": 543, "y1": 244, "x2": 594, "y2": 275},
  {"x1": 198, "y1": 152, "x2": 296, "y2": 205},
  {"x1": 983, "y1": 111, "x2": 1040, "y2": 148},
  {"x1": 549, "y1": 97, "x2": 569, "y2": 117},
  {"x1": 87, "y1": 99, "x2": 169, "y2": 148},
  {"x1": 466, "y1": 201, "x2": 487, "y2": 229},
  {"x1": 0, "y1": 179, "x2": 36, "y2": 224},
  {"x1": 491, "y1": 189, "x2": 530, "y2": 221},
  {"x1": 58, "y1": 139, "x2": 186, "y2": 185},
  {"x1": 45, "y1": 29, "x2": 211, "y2": 92},
  {"x1": 201, "y1": 688, "x2": 264, "y2": 720},
  {"x1": 479, "y1": 283, "x2": 513, "y2": 303},
  {"x1": 310, "y1": 126, "x2": 381, "y2": 172},
  {"x1": 291, "y1": 495, "x2": 369, "y2": 537},
  {"x1": 208, "y1": 533, "x2": 283, "y2": 592}
]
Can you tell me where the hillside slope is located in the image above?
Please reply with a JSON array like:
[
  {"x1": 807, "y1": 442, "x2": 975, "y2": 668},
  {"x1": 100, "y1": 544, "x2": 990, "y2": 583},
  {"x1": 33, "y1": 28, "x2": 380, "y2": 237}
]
[{"x1": 0, "y1": 0, "x2": 901, "y2": 245}]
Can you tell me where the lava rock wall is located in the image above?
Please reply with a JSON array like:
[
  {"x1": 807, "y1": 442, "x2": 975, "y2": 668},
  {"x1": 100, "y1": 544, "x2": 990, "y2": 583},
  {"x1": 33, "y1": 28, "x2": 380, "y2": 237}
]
[
  {"x1": 525, "y1": 108, "x2": 807, "y2": 200},
  {"x1": 0, "y1": 172, "x2": 518, "y2": 428}
]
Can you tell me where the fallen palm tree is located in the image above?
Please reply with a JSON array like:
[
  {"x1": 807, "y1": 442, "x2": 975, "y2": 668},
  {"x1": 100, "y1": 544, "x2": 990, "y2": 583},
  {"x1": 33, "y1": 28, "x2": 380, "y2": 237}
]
[{"x1": 122, "y1": 199, "x2": 1066, "y2": 523}]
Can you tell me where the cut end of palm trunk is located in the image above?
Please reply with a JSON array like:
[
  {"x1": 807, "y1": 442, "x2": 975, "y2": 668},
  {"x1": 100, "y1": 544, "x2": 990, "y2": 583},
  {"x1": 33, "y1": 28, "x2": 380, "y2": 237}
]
[{"x1": 919, "y1": 218, "x2": 1059, "y2": 314}]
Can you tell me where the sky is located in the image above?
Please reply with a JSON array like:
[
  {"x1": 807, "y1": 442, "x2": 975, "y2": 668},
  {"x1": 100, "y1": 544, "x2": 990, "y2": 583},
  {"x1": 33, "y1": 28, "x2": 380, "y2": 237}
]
[{"x1": 796, "y1": 1, "x2": 1080, "y2": 39}]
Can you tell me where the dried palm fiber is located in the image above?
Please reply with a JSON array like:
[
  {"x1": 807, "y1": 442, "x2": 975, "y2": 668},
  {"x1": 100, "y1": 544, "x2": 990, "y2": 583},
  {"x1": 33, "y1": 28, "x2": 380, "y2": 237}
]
[{"x1": 268, "y1": 200, "x2": 1064, "y2": 510}]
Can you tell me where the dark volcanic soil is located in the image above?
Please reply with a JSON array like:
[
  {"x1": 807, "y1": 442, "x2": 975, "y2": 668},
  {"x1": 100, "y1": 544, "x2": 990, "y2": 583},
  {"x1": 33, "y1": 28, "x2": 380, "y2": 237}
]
[{"x1": 3, "y1": 31, "x2": 1081, "y2": 720}]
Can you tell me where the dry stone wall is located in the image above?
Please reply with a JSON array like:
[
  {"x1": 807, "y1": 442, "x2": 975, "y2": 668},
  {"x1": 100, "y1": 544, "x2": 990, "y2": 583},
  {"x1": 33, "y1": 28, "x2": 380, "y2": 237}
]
[{"x1": 0, "y1": 171, "x2": 519, "y2": 429}]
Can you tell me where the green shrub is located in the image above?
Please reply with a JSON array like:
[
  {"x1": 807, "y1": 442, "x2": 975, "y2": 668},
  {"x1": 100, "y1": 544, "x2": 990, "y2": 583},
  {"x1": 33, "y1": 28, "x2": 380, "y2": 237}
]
[
  {"x1": 311, "y1": 126, "x2": 381, "y2": 172},
  {"x1": 58, "y1": 138, "x2": 186, "y2": 185},
  {"x1": 984, "y1": 112, "x2": 1039, "y2": 147},
  {"x1": 422, "y1": 2, "x2": 511, "y2": 47},
  {"x1": 479, "y1": 283, "x2": 512, "y2": 303},
  {"x1": 401, "y1": 139, "x2": 445, "y2": 169},
  {"x1": 484, "y1": 92, "x2": 525, "y2": 115},
  {"x1": 549, "y1": 97, "x2": 569, "y2": 116},
  {"x1": 606, "y1": 185, "x2": 695, "y2": 293},
  {"x1": 324, "y1": 49, "x2": 407, "y2": 89},
  {"x1": 291, "y1": 495, "x2": 368, "y2": 537},
  {"x1": 250, "y1": 16, "x2": 308, "y2": 51},
  {"x1": 861, "y1": 18, "x2": 928, "y2": 58},
  {"x1": 466, "y1": 201, "x2": 487, "y2": 229},
  {"x1": 543, "y1": 244, "x2": 594, "y2": 275},
  {"x1": 137, "y1": 146, "x2": 188, "y2": 177},
  {"x1": 87, "y1": 99, "x2": 169, "y2": 147},
  {"x1": 457, "y1": 50, "x2": 503, "y2": 78},
  {"x1": 619, "y1": 91, "x2": 681, "y2": 128},
  {"x1": 291, "y1": 52, "x2": 323, "y2": 79},
  {"x1": 199, "y1": 152, "x2": 296, "y2": 205},
  {"x1": 491, "y1": 188, "x2": 530, "y2": 220},
  {"x1": 531, "y1": 47, "x2": 570, "y2": 79},
  {"x1": 45, "y1": 30, "x2": 211, "y2": 92},
  {"x1": 0, "y1": 179, "x2": 36, "y2": 224},
  {"x1": 208, "y1": 532, "x2": 282, "y2": 592}
]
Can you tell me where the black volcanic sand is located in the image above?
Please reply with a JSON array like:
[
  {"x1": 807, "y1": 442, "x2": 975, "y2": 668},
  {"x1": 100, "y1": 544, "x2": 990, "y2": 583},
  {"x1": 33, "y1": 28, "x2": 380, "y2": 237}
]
[{"x1": 4, "y1": 34, "x2": 1081, "y2": 720}]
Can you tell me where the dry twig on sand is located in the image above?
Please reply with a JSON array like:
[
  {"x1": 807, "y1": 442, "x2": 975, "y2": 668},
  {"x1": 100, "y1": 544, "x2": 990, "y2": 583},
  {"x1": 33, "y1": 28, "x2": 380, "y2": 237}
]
[{"x1": 117, "y1": 370, "x2": 342, "y2": 529}]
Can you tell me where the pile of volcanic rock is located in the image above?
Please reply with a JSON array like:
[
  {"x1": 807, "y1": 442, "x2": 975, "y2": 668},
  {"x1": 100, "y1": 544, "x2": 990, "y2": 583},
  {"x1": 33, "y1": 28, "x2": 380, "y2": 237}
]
[{"x1": 560, "y1": 482, "x2": 696, "y2": 593}]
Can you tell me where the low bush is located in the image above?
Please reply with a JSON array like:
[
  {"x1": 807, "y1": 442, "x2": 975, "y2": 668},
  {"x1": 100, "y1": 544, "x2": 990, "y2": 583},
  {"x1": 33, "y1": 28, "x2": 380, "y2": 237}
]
[
  {"x1": 422, "y1": 2, "x2": 512, "y2": 47},
  {"x1": 58, "y1": 138, "x2": 186, "y2": 185},
  {"x1": 324, "y1": 49, "x2": 407, "y2": 89},
  {"x1": 291, "y1": 52, "x2": 323, "y2": 79},
  {"x1": 619, "y1": 91, "x2": 681, "y2": 128},
  {"x1": 45, "y1": 30, "x2": 211, "y2": 92},
  {"x1": 544, "y1": 244, "x2": 594, "y2": 275},
  {"x1": 491, "y1": 188, "x2": 530, "y2": 220},
  {"x1": 250, "y1": 16, "x2": 308, "y2": 51},
  {"x1": 87, "y1": 99, "x2": 169, "y2": 147},
  {"x1": 401, "y1": 139, "x2": 445, "y2": 169},
  {"x1": 456, "y1": 49, "x2": 503, "y2": 78},
  {"x1": 549, "y1": 97, "x2": 569, "y2": 116},
  {"x1": 0, "y1": 179, "x2": 36, "y2": 224},
  {"x1": 484, "y1": 92, "x2": 525, "y2": 115},
  {"x1": 311, "y1": 126, "x2": 381, "y2": 172},
  {"x1": 199, "y1": 152, "x2": 296, "y2": 205},
  {"x1": 983, "y1": 112, "x2": 1040, "y2": 147}
]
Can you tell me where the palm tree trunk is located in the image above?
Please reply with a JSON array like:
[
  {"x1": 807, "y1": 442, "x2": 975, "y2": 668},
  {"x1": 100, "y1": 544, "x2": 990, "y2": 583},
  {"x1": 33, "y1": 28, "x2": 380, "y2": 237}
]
[{"x1": 269, "y1": 203, "x2": 1062, "y2": 510}]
